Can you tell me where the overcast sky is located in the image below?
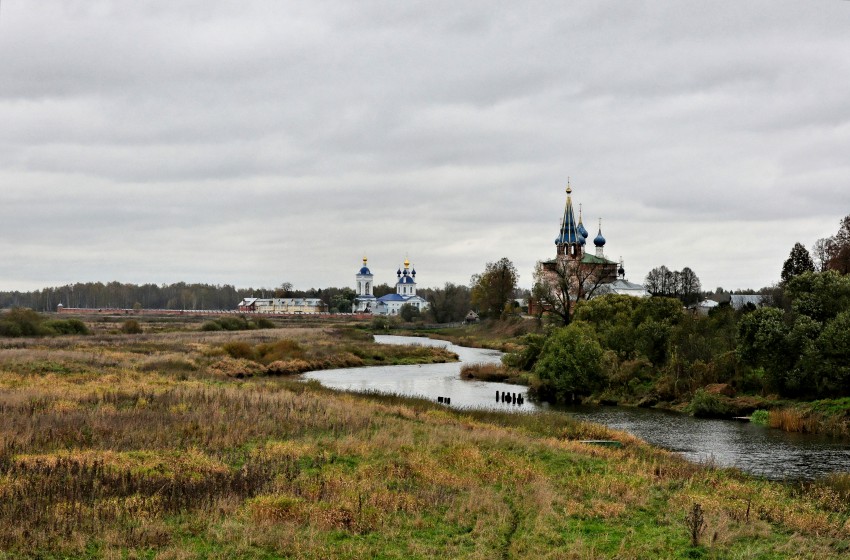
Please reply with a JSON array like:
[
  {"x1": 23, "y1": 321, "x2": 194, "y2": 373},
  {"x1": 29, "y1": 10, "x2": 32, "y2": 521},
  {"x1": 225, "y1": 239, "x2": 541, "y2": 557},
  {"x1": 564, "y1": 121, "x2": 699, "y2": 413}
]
[{"x1": 1, "y1": 1, "x2": 849, "y2": 294}]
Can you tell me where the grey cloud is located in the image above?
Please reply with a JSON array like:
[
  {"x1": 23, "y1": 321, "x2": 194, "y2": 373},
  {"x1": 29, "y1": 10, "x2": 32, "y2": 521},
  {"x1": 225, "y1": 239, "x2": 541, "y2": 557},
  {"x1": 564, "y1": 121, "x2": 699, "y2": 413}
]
[{"x1": 1, "y1": 0, "x2": 849, "y2": 292}]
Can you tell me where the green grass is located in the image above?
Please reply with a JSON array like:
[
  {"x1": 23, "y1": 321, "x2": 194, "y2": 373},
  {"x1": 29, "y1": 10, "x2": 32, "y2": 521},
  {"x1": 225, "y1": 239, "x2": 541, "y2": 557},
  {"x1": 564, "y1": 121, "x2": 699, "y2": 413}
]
[{"x1": 807, "y1": 397, "x2": 850, "y2": 416}]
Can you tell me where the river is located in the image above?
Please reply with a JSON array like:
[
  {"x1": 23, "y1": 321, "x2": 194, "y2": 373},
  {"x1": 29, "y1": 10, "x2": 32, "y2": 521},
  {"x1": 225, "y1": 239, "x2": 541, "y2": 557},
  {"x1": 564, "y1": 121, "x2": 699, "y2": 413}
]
[{"x1": 301, "y1": 335, "x2": 850, "y2": 480}]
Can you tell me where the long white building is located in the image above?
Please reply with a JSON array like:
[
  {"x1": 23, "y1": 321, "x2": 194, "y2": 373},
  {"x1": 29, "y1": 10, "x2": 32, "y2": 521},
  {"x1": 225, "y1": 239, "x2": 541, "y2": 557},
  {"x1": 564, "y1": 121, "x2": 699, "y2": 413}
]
[{"x1": 237, "y1": 297, "x2": 327, "y2": 313}]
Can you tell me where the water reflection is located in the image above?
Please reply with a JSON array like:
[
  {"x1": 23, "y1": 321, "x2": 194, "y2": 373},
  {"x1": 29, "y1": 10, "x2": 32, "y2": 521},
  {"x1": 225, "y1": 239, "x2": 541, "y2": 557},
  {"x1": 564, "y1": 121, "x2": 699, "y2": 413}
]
[
  {"x1": 302, "y1": 335, "x2": 533, "y2": 411},
  {"x1": 301, "y1": 335, "x2": 850, "y2": 480},
  {"x1": 562, "y1": 405, "x2": 850, "y2": 480}
]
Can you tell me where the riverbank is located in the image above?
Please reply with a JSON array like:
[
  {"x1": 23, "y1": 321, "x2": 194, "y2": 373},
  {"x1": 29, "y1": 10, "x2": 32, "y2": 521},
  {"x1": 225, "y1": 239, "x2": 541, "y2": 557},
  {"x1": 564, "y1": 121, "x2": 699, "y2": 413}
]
[
  {"x1": 402, "y1": 318, "x2": 850, "y2": 438},
  {"x1": 396, "y1": 316, "x2": 537, "y2": 352},
  {"x1": 756, "y1": 399, "x2": 850, "y2": 439},
  {"x1": 1, "y1": 327, "x2": 849, "y2": 557}
]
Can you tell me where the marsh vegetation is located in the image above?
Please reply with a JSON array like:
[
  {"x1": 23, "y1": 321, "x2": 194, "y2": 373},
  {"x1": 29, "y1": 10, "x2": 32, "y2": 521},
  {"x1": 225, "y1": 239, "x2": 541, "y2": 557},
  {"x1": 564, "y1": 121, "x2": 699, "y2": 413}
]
[{"x1": 0, "y1": 323, "x2": 848, "y2": 558}]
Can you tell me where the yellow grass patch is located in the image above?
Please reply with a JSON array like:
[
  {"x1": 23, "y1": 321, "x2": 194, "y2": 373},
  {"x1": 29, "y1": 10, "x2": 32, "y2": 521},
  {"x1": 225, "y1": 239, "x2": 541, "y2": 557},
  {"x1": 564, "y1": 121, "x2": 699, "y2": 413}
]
[{"x1": 14, "y1": 448, "x2": 229, "y2": 479}]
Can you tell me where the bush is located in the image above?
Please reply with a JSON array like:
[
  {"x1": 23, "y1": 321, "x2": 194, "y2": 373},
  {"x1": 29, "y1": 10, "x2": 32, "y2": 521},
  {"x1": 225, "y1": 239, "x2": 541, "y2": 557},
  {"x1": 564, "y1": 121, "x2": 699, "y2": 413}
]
[
  {"x1": 256, "y1": 339, "x2": 305, "y2": 363},
  {"x1": 688, "y1": 389, "x2": 731, "y2": 418},
  {"x1": 532, "y1": 322, "x2": 604, "y2": 402},
  {"x1": 0, "y1": 308, "x2": 44, "y2": 337},
  {"x1": 121, "y1": 319, "x2": 143, "y2": 334},
  {"x1": 41, "y1": 319, "x2": 90, "y2": 335},
  {"x1": 254, "y1": 317, "x2": 275, "y2": 329},
  {"x1": 223, "y1": 341, "x2": 256, "y2": 360},
  {"x1": 200, "y1": 316, "x2": 269, "y2": 332},
  {"x1": 0, "y1": 309, "x2": 89, "y2": 337},
  {"x1": 217, "y1": 316, "x2": 252, "y2": 331},
  {"x1": 399, "y1": 304, "x2": 421, "y2": 323},
  {"x1": 750, "y1": 409, "x2": 770, "y2": 425},
  {"x1": 370, "y1": 316, "x2": 392, "y2": 331},
  {"x1": 0, "y1": 320, "x2": 23, "y2": 337},
  {"x1": 502, "y1": 333, "x2": 546, "y2": 371}
]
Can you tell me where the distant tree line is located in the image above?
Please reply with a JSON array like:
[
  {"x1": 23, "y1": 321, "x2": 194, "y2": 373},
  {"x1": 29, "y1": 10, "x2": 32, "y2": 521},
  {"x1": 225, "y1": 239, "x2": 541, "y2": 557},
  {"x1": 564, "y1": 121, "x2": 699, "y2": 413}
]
[
  {"x1": 0, "y1": 280, "x2": 477, "y2": 323},
  {"x1": 644, "y1": 266, "x2": 701, "y2": 305},
  {"x1": 0, "y1": 282, "x2": 258, "y2": 312}
]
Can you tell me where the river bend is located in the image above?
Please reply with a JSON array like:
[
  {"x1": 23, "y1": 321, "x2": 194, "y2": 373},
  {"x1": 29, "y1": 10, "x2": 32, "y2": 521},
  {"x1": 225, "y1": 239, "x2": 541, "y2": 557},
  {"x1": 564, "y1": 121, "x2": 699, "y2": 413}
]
[{"x1": 302, "y1": 335, "x2": 850, "y2": 480}]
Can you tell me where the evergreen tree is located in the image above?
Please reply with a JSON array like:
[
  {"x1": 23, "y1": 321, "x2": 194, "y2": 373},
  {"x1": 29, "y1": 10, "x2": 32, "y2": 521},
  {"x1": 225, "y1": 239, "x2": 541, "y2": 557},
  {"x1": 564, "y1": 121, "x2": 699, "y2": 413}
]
[{"x1": 781, "y1": 242, "x2": 815, "y2": 284}]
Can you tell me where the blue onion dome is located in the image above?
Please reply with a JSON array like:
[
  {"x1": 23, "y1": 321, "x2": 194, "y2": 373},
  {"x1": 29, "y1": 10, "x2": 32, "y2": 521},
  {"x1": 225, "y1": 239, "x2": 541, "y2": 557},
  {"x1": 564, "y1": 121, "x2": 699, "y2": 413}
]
[
  {"x1": 579, "y1": 235, "x2": 586, "y2": 246},
  {"x1": 578, "y1": 222, "x2": 589, "y2": 239},
  {"x1": 578, "y1": 205, "x2": 589, "y2": 238},
  {"x1": 412, "y1": 267, "x2": 416, "y2": 277},
  {"x1": 397, "y1": 268, "x2": 402, "y2": 276},
  {"x1": 594, "y1": 228, "x2": 606, "y2": 247},
  {"x1": 359, "y1": 256, "x2": 371, "y2": 275}
]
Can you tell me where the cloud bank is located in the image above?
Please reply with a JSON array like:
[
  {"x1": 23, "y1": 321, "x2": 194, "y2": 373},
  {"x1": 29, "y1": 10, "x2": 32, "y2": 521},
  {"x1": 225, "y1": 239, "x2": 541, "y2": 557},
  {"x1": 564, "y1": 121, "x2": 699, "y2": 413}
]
[{"x1": 1, "y1": 1, "x2": 849, "y2": 293}]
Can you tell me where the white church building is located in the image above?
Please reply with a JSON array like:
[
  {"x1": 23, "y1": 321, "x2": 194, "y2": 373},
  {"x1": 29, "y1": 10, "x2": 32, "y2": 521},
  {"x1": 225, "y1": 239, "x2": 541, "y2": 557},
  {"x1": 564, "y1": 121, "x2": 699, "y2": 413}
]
[{"x1": 353, "y1": 257, "x2": 429, "y2": 315}]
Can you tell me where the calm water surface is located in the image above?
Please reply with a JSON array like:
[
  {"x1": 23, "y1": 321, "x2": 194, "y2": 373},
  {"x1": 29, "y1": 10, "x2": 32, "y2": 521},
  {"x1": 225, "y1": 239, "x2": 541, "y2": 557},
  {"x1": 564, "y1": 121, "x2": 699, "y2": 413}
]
[
  {"x1": 302, "y1": 335, "x2": 529, "y2": 410},
  {"x1": 302, "y1": 335, "x2": 850, "y2": 480}
]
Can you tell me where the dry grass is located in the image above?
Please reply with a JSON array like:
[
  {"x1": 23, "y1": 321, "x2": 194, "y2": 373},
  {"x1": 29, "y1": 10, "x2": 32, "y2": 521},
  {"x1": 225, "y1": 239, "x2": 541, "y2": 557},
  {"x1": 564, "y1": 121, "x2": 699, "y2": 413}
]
[
  {"x1": 0, "y1": 325, "x2": 847, "y2": 558},
  {"x1": 766, "y1": 405, "x2": 850, "y2": 438},
  {"x1": 460, "y1": 362, "x2": 512, "y2": 381},
  {"x1": 768, "y1": 407, "x2": 825, "y2": 433}
]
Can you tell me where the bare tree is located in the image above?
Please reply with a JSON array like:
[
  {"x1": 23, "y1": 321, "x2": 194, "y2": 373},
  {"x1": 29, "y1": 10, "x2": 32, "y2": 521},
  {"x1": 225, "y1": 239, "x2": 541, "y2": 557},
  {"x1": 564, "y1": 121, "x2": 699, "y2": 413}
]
[
  {"x1": 645, "y1": 265, "x2": 701, "y2": 304},
  {"x1": 812, "y1": 238, "x2": 833, "y2": 272},
  {"x1": 646, "y1": 265, "x2": 674, "y2": 296},
  {"x1": 820, "y1": 215, "x2": 850, "y2": 274},
  {"x1": 532, "y1": 257, "x2": 613, "y2": 326},
  {"x1": 645, "y1": 267, "x2": 663, "y2": 295},
  {"x1": 274, "y1": 282, "x2": 294, "y2": 297},
  {"x1": 679, "y1": 267, "x2": 702, "y2": 305}
]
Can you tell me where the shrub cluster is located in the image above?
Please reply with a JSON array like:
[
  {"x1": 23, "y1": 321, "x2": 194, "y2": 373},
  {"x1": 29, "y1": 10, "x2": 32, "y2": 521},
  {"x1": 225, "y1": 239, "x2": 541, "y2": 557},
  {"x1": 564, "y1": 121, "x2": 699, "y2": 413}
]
[
  {"x1": 200, "y1": 315, "x2": 275, "y2": 332},
  {"x1": 121, "y1": 319, "x2": 143, "y2": 334},
  {"x1": 687, "y1": 389, "x2": 732, "y2": 418},
  {"x1": 739, "y1": 271, "x2": 850, "y2": 398},
  {"x1": 509, "y1": 270, "x2": 850, "y2": 409},
  {"x1": 0, "y1": 308, "x2": 89, "y2": 337}
]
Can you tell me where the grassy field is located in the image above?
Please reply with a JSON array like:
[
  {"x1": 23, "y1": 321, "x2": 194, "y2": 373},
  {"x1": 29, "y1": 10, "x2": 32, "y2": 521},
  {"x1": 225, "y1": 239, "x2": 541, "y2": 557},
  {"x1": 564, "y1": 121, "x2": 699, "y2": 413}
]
[{"x1": 0, "y1": 324, "x2": 849, "y2": 558}]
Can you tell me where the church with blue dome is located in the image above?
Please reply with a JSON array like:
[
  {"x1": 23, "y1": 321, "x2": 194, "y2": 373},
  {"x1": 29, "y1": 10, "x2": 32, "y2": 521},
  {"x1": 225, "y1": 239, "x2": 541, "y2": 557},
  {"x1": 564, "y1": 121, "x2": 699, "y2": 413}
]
[
  {"x1": 533, "y1": 181, "x2": 646, "y2": 315},
  {"x1": 353, "y1": 257, "x2": 377, "y2": 313},
  {"x1": 550, "y1": 181, "x2": 617, "y2": 266},
  {"x1": 353, "y1": 257, "x2": 429, "y2": 315}
]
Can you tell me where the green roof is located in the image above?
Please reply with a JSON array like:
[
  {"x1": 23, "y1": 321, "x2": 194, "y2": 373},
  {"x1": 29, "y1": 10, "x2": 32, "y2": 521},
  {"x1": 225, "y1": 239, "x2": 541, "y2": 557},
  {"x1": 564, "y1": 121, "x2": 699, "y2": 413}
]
[
  {"x1": 541, "y1": 254, "x2": 616, "y2": 266},
  {"x1": 581, "y1": 254, "x2": 617, "y2": 265}
]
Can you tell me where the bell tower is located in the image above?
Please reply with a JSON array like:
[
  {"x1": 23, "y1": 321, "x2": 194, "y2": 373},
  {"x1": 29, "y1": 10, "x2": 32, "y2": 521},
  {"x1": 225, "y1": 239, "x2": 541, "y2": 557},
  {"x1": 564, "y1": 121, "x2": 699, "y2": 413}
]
[
  {"x1": 555, "y1": 180, "x2": 585, "y2": 260},
  {"x1": 356, "y1": 256, "x2": 373, "y2": 297}
]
